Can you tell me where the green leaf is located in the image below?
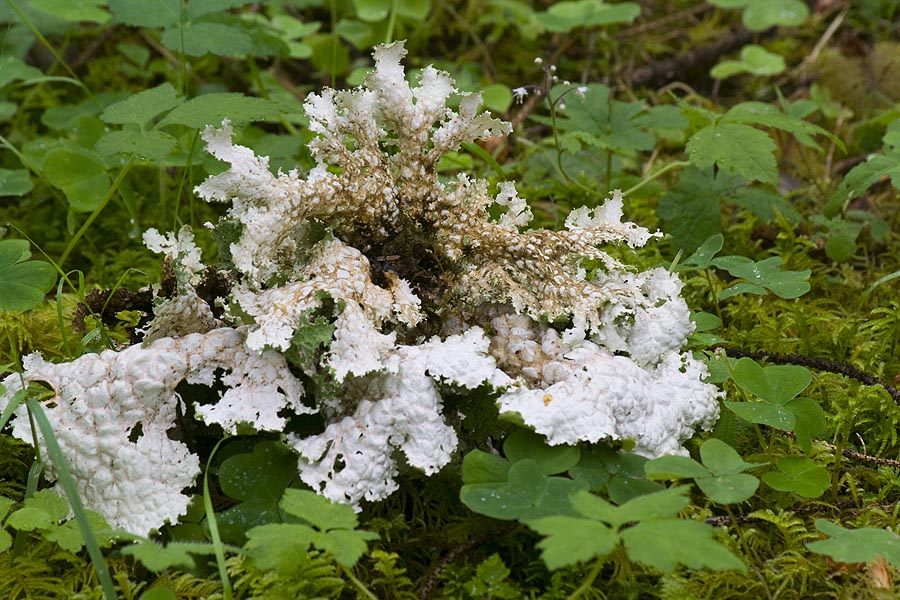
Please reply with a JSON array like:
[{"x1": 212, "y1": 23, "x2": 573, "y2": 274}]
[
  {"x1": 725, "y1": 400, "x2": 795, "y2": 430},
  {"x1": 742, "y1": 0, "x2": 808, "y2": 30},
  {"x1": 573, "y1": 486, "x2": 691, "y2": 528},
  {"x1": 786, "y1": 397, "x2": 825, "y2": 454},
  {"x1": 536, "y1": 0, "x2": 640, "y2": 32},
  {"x1": 554, "y1": 84, "x2": 684, "y2": 155},
  {"x1": 826, "y1": 150, "x2": 900, "y2": 216},
  {"x1": 699, "y1": 439, "x2": 759, "y2": 476},
  {"x1": 462, "y1": 449, "x2": 510, "y2": 484},
  {"x1": 713, "y1": 256, "x2": 811, "y2": 299},
  {"x1": 0, "y1": 56, "x2": 44, "y2": 88},
  {"x1": 186, "y1": 0, "x2": 251, "y2": 19},
  {"x1": 0, "y1": 168, "x2": 33, "y2": 196},
  {"x1": 527, "y1": 515, "x2": 617, "y2": 570},
  {"x1": 217, "y1": 441, "x2": 298, "y2": 544},
  {"x1": 280, "y1": 489, "x2": 359, "y2": 532},
  {"x1": 731, "y1": 358, "x2": 811, "y2": 403},
  {"x1": 808, "y1": 520, "x2": 900, "y2": 566},
  {"x1": 0, "y1": 239, "x2": 56, "y2": 312},
  {"x1": 686, "y1": 122, "x2": 777, "y2": 184},
  {"x1": 645, "y1": 455, "x2": 710, "y2": 480},
  {"x1": 694, "y1": 473, "x2": 759, "y2": 505},
  {"x1": 465, "y1": 554, "x2": 520, "y2": 599},
  {"x1": 121, "y1": 541, "x2": 218, "y2": 572},
  {"x1": 44, "y1": 510, "x2": 112, "y2": 553},
  {"x1": 621, "y1": 519, "x2": 746, "y2": 571},
  {"x1": 0, "y1": 529, "x2": 11, "y2": 553},
  {"x1": 503, "y1": 429, "x2": 580, "y2": 475},
  {"x1": 724, "y1": 101, "x2": 841, "y2": 150},
  {"x1": 100, "y1": 83, "x2": 182, "y2": 127},
  {"x1": 680, "y1": 233, "x2": 725, "y2": 270},
  {"x1": 657, "y1": 168, "x2": 741, "y2": 253},
  {"x1": 711, "y1": 45, "x2": 785, "y2": 79},
  {"x1": 157, "y1": 93, "x2": 282, "y2": 128},
  {"x1": 762, "y1": 457, "x2": 829, "y2": 498},
  {"x1": 108, "y1": 0, "x2": 179, "y2": 27},
  {"x1": 244, "y1": 522, "x2": 316, "y2": 572},
  {"x1": 94, "y1": 130, "x2": 178, "y2": 161},
  {"x1": 30, "y1": 0, "x2": 109, "y2": 24},
  {"x1": 161, "y1": 19, "x2": 256, "y2": 57},
  {"x1": 396, "y1": 0, "x2": 430, "y2": 19},
  {"x1": 460, "y1": 459, "x2": 589, "y2": 521},
  {"x1": 41, "y1": 146, "x2": 110, "y2": 212},
  {"x1": 354, "y1": 0, "x2": 390, "y2": 22},
  {"x1": 310, "y1": 527, "x2": 379, "y2": 567}
]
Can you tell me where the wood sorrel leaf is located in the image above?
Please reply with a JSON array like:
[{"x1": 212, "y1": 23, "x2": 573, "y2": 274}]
[
  {"x1": 762, "y1": 456, "x2": 829, "y2": 498},
  {"x1": 732, "y1": 358, "x2": 811, "y2": 404},
  {"x1": 0, "y1": 239, "x2": 56, "y2": 312}
]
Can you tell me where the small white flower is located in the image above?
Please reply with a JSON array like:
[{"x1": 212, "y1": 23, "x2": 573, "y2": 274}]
[
  {"x1": 576, "y1": 86, "x2": 589, "y2": 98},
  {"x1": 534, "y1": 57, "x2": 543, "y2": 65},
  {"x1": 512, "y1": 86, "x2": 529, "y2": 104}
]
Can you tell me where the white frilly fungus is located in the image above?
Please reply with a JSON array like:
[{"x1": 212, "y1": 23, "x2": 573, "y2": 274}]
[{"x1": 0, "y1": 41, "x2": 721, "y2": 535}]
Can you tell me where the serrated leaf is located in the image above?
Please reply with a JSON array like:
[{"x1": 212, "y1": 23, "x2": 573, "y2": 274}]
[
  {"x1": 762, "y1": 457, "x2": 829, "y2": 498},
  {"x1": 108, "y1": 0, "x2": 179, "y2": 27},
  {"x1": 161, "y1": 19, "x2": 255, "y2": 57},
  {"x1": 0, "y1": 168, "x2": 33, "y2": 196},
  {"x1": 553, "y1": 84, "x2": 680, "y2": 155},
  {"x1": 95, "y1": 130, "x2": 177, "y2": 161},
  {"x1": 0, "y1": 497, "x2": 15, "y2": 522},
  {"x1": 621, "y1": 519, "x2": 746, "y2": 571},
  {"x1": 503, "y1": 429, "x2": 580, "y2": 475},
  {"x1": 44, "y1": 510, "x2": 112, "y2": 553},
  {"x1": 657, "y1": 168, "x2": 741, "y2": 252},
  {"x1": 244, "y1": 522, "x2": 314, "y2": 572},
  {"x1": 310, "y1": 528, "x2": 379, "y2": 567},
  {"x1": 25, "y1": 489, "x2": 70, "y2": 521},
  {"x1": 30, "y1": 0, "x2": 109, "y2": 24},
  {"x1": 826, "y1": 150, "x2": 900, "y2": 216},
  {"x1": 573, "y1": 486, "x2": 691, "y2": 528},
  {"x1": 731, "y1": 358, "x2": 811, "y2": 403},
  {"x1": 157, "y1": 93, "x2": 281, "y2": 128},
  {"x1": 100, "y1": 83, "x2": 182, "y2": 127},
  {"x1": 536, "y1": 0, "x2": 639, "y2": 32},
  {"x1": 686, "y1": 122, "x2": 777, "y2": 184},
  {"x1": 808, "y1": 520, "x2": 900, "y2": 566},
  {"x1": 0, "y1": 239, "x2": 57, "y2": 312},
  {"x1": 723, "y1": 101, "x2": 840, "y2": 150},
  {"x1": 281, "y1": 489, "x2": 359, "y2": 532},
  {"x1": 41, "y1": 146, "x2": 110, "y2": 212},
  {"x1": 0, "y1": 529, "x2": 11, "y2": 553},
  {"x1": 121, "y1": 540, "x2": 218, "y2": 572},
  {"x1": 5, "y1": 506, "x2": 54, "y2": 531},
  {"x1": 528, "y1": 516, "x2": 617, "y2": 570}
]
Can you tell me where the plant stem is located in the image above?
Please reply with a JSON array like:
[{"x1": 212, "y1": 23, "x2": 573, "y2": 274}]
[
  {"x1": 566, "y1": 556, "x2": 605, "y2": 600},
  {"x1": 342, "y1": 564, "x2": 378, "y2": 599},
  {"x1": 622, "y1": 160, "x2": 690, "y2": 197}
]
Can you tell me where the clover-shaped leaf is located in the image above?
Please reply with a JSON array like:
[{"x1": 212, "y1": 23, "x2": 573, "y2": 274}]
[
  {"x1": 645, "y1": 439, "x2": 761, "y2": 504},
  {"x1": 711, "y1": 45, "x2": 786, "y2": 79},
  {"x1": 713, "y1": 255, "x2": 811, "y2": 299},
  {"x1": 731, "y1": 358, "x2": 811, "y2": 404},
  {"x1": 0, "y1": 240, "x2": 56, "y2": 312},
  {"x1": 762, "y1": 456, "x2": 829, "y2": 498}
]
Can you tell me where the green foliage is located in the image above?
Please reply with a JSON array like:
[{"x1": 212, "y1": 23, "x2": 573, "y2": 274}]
[
  {"x1": 6, "y1": 0, "x2": 900, "y2": 597},
  {"x1": 808, "y1": 519, "x2": 900, "y2": 566},
  {"x1": 727, "y1": 357, "x2": 823, "y2": 453},
  {"x1": 526, "y1": 486, "x2": 745, "y2": 572},
  {"x1": 244, "y1": 489, "x2": 378, "y2": 571},
  {"x1": 645, "y1": 439, "x2": 761, "y2": 504},
  {"x1": 459, "y1": 430, "x2": 588, "y2": 521},
  {"x1": 0, "y1": 239, "x2": 56, "y2": 311}
]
